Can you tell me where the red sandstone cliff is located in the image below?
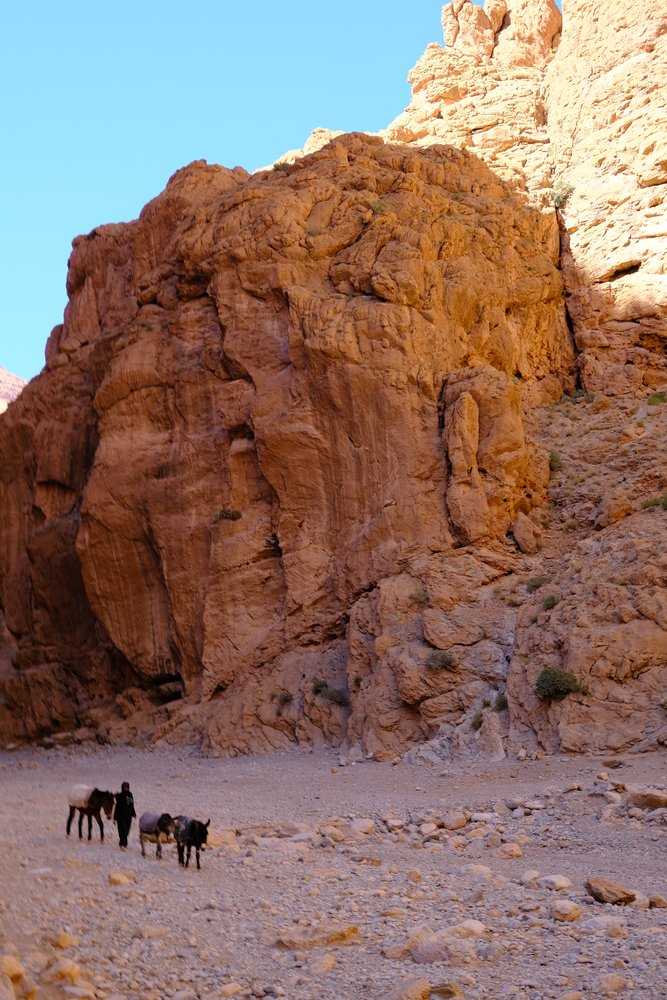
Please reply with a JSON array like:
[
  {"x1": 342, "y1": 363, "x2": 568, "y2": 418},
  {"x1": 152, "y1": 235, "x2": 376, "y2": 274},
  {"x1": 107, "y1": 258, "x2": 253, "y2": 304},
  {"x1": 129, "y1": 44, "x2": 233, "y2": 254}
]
[{"x1": 1, "y1": 0, "x2": 665, "y2": 759}]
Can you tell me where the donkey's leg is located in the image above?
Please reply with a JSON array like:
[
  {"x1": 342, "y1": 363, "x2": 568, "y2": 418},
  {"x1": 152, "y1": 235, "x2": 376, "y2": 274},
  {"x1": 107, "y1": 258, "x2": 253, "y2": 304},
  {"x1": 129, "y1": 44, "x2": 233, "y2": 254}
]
[
  {"x1": 87, "y1": 810, "x2": 94, "y2": 841},
  {"x1": 78, "y1": 810, "x2": 85, "y2": 840},
  {"x1": 96, "y1": 810, "x2": 104, "y2": 842},
  {"x1": 185, "y1": 844, "x2": 191, "y2": 868},
  {"x1": 195, "y1": 846, "x2": 201, "y2": 871},
  {"x1": 66, "y1": 806, "x2": 75, "y2": 837}
]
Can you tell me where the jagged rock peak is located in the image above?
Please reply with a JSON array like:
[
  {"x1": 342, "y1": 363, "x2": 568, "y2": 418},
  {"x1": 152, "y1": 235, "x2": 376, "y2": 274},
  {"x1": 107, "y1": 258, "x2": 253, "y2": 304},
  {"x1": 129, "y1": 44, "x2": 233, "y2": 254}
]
[
  {"x1": 384, "y1": 0, "x2": 561, "y2": 202},
  {"x1": 0, "y1": 367, "x2": 26, "y2": 413},
  {"x1": 441, "y1": 0, "x2": 561, "y2": 65}
]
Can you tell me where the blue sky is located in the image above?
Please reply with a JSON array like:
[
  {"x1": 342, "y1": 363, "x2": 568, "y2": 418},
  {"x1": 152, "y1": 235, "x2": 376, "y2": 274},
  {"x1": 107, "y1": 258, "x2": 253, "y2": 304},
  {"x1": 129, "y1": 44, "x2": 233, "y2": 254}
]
[{"x1": 1, "y1": 0, "x2": 554, "y2": 381}]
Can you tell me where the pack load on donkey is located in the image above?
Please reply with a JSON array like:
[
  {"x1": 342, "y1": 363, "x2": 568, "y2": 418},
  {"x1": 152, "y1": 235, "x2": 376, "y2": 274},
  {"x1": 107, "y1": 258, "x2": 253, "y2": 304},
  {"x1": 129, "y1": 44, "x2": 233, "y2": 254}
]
[{"x1": 66, "y1": 784, "x2": 115, "y2": 841}]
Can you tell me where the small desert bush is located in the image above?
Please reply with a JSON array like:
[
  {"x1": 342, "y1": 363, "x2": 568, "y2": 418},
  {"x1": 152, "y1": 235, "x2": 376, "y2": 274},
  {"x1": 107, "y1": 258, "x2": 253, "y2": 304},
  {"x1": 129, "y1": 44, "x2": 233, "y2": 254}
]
[
  {"x1": 273, "y1": 160, "x2": 290, "y2": 171},
  {"x1": 495, "y1": 691, "x2": 508, "y2": 712},
  {"x1": 551, "y1": 180, "x2": 574, "y2": 208},
  {"x1": 641, "y1": 493, "x2": 667, "y2": 510},
  {"x1": 549, "y1": 449, "x2": 562, "y2": 473},
  {"x1": 278, "y1": 691, "x2": 293, "y2": 707},
  {"x1": 325, "y1": 687, "x2": 350, "y2": 707},
  {"x1": 409, "y1": 586, "x2": 430, "y2": 607},
  {"x1": 214, "y1": 508, "x2": 242, "y2": 522},
  {"x1": 647, "y1": 391, "x2": 667, "y2": 406},
  {"x1": 542, "y1": 593, "x2": 560, "y2": 611},
  {"x1": 312, "y1": 677, "x2": 350, "y2": 707},
  {"x1": 425, "y1": 649, "x2": 457, "y2": 672},
  {"x1": 370, "y1": 199, "x2": 390, "y2": 215},
  {"x1": 353, "y1": 674, "x2": 362, "y2": 690},
  {"x1": 535, "y1": 667, "x2": 584, "y2": 701},
  {"x1": 526, "y1": 575, "x2": 549, "y2": 593},
  {"x1": 471, "y1": 711, "x2": 484, "y2": 731},
  {"x1": 507, "y1": 597, "x2": 523, "y2": 608}
]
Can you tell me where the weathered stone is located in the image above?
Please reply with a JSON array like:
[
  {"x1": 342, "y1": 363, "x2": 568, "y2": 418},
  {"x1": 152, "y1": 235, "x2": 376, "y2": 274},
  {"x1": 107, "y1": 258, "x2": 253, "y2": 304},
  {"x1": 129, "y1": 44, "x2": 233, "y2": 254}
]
[
  {"x1": 593, "y1": 496, "x2": 632, "y2": 530},
  {"x1": 275, "y1": 921, "x2": 360, "y2": 948},
  {"x1": 0, "y1": 134, "x2": 569, "y2": 759},
  {"x1": 551, "y1": 900, "x2": 581, "y2": 922},
  {"x1": 585, "y1": 878, "x2": 636, "y2": 906},
  {"x1": 108, "y1": 870, "x2": 136, "y2": 886},
  {"x1": 626, "y1": 788, "x2": 667, "y2": 811},
  {"x1": 538, "y1": 874, "x2": 572, "y2": 893},
  {"x1": 596, "y1": 973, "x2": 628, "y2": 998},
  {"x1": 512, "y1": 511, "x2": 543, "y2": 555},
  {"x1": 386, "y1": 977, "x2": 432, "y2": 1000}
]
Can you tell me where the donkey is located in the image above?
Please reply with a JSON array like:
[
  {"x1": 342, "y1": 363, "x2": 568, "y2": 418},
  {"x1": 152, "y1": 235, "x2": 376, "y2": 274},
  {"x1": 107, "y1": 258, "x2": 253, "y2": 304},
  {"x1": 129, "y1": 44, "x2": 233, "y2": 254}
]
[
  {"x1": 66, "y1": 784, "x2": 115, "y2": 841},
  {"x1": 139, "y1": 812, "x2": 175, "y2": 859},
  {"x1": 174, "y1": 815, "x2": 210, "y2": 870}
]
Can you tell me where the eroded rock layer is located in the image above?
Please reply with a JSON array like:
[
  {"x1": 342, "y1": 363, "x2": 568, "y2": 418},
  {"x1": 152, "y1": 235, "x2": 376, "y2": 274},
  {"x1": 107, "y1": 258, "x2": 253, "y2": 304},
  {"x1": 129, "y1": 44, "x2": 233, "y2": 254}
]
[
  {"x1": 547, "y1": 0, "x2": 667, "y2": 395},
  {"x1": 385, "y1": 0, "x2": 562, "y2": 203},
  {"x1": 0, "y1": 135, "x2": 572, "y2": 754}
]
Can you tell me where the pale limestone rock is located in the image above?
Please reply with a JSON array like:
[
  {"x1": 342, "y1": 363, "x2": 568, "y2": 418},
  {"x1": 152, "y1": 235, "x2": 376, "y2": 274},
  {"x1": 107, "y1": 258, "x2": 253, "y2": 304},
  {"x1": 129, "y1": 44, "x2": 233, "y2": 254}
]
[
  {"x1": 551, "y1": 900, "x2": 581, "y2": 922},
  {"x1": 442, "y1": 811, "x2": 468, "y2": 831},
  {"x1": 547, "y1": 0, "x2": 667, "y2": 396},
  {"x1": 496, "y1": 841, "x2": 522, "y2": 858},
  {"x1": 580, "y1": 916, "x2": 628, "y2": 938},
  {"x1": 349, "y1": 818, "x2": 375, "y2": 836},
  {"x1": 385, "y1": 0, "x2": 562, "y2": 200},
  {"x1": 538, "y1": 874, "x2": 573, "y2": 892}
]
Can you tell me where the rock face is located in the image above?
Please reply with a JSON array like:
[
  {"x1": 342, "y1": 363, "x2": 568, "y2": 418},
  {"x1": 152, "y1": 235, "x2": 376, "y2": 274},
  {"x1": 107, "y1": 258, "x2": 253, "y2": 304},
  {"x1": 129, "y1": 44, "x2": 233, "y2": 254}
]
[
  {"x1": 1, "y1": 0, "x2": 666, "y2": 759},
  {"x1": 0, "y1": 135, "x2": 572, "y2": 753},
  {"x1": 0, "y1": 368, "x2": 26, "y2": 415},
  {"x1": 547, "y1": 0, "x2": 667, "y2": 396},
  {"x1": 381, "y1": 0, "x2": 667, "y2": 397},
  {"x1": 384, "y1": 0, "x2": 562, "y2": 202}
]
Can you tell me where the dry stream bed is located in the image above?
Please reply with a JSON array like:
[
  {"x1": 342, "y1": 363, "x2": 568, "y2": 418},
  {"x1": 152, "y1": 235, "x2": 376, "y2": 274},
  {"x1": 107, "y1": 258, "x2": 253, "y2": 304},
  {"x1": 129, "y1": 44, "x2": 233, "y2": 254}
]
[{"x1": 0, "y1": 746, "x2": 666, "y2": 999}]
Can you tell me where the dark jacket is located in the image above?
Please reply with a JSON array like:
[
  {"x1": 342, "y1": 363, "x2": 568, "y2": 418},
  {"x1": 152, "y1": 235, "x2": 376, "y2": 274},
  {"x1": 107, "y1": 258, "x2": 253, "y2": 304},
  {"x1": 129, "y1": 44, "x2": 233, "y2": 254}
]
[{"x1": 114, "y1": 791, "x2": 136, "y2": 825}]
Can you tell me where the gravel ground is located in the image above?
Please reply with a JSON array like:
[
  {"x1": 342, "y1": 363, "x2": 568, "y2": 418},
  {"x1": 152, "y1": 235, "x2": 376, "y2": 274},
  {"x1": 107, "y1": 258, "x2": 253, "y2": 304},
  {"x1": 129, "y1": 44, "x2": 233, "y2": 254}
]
[{"x1": 0, "y1": 745, "x2": 666, "y2": 999}]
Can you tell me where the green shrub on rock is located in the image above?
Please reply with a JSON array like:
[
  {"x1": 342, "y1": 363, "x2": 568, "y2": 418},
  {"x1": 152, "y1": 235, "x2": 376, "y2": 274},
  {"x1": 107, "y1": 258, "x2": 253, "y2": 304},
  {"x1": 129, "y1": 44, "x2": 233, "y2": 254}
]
[{"x1": 535, "y1": 667, "x2": 583, "y2": 701}]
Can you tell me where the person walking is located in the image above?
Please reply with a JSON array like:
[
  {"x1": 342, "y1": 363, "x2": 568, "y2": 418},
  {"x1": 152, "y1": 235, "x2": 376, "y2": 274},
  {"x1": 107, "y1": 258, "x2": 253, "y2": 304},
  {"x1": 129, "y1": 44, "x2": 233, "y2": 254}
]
[{"x1": 114, "y1": 781, "x2": 136, "y2": 850}]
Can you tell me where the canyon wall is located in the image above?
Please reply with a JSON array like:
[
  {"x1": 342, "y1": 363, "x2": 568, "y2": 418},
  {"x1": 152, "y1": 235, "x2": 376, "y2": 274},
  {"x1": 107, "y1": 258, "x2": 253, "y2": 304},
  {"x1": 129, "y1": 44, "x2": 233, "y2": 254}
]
[{"x1": 0, "y1": 0, "x2": 665, "y2": 758}]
